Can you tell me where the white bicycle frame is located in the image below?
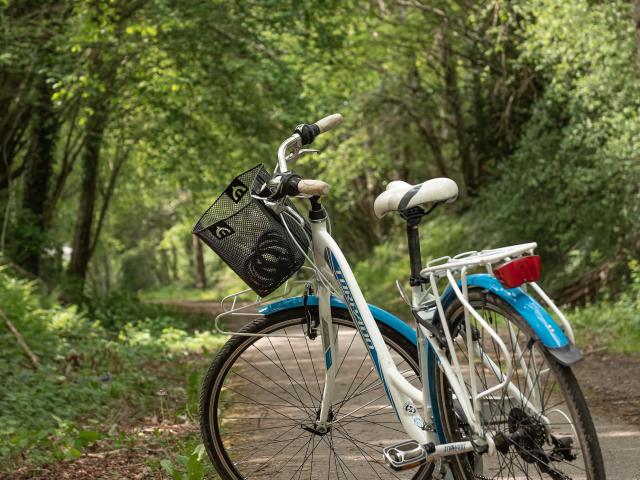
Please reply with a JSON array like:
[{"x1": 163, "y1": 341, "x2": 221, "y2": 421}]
[
  {"x1": 270, "y1": 131, "x2": 565, "y2": 464},
  {"x1": 309, "y1": 215, "x2": 435, "y2": 444}
]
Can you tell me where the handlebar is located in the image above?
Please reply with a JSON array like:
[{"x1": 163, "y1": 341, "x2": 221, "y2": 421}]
[
  {"x1": 295, "y1": 113, "x2": 343, "y2": 146},
  {"x1": 272, "y1": 113, "x2": 342, "y2": 198},
  {"x1": 297, "y1": 179, "x2": 330, "y2": 196},
  {"x1": 314, "y1": 113, "x2": 343, "y2": 135},
  {"x1": 268, "y1": 173, "x2": 330, "y2": 199},
  {"x1": 277, "y1": 113, "x2": 343, "y2": 173}
]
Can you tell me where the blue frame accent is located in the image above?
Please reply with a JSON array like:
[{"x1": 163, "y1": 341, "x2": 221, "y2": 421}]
[
  {"x1": 259, "y1": 296, "x2": 417, "y2": 345},
  {"x1": 259, "y1": 274, "x2": 570, "y2": 444},
  {"x1": 324, "y1": 348, "x2": 332, "y2": 369},
  {"x1": 258, "y1": 275, "x2": 569, "y2": 350},
  {"x1": 426, "y1": 340, "x2": 446, "y2": 443}
]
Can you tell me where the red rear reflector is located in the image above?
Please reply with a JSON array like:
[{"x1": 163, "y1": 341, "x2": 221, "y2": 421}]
[{"x1": 494, "y1": 255, "x2": 541, "y2": 289}]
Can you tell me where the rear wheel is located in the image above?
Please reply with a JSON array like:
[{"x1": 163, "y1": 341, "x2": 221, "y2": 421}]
[
  {"x1": 430, "y1": 289, "x2": 606, "y2": 479},
  {"x1": 200, "y1": 307, "x2": 433, "y2": 479}
]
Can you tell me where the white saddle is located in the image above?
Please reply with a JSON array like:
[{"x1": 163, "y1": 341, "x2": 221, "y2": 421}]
[{"x1": 373, "y1": 178, "x2": 459, "y2": 218}]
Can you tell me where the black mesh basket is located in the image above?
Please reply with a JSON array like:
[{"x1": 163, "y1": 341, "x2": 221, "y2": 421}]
[{"x1": 193, "y1": 164, "x2": 310, "y2": 297}]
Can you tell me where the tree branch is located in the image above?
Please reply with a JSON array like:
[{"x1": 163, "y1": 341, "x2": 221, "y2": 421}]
[
  {"x1": 0, "y1": 160, "x2": 26, "y2": 189},
  {"x1": 89, "y1": 140, "x2": 128, "y2": 257},
  {"x1": 0, "y1": 308, "x2": 40, "y2": 369}
]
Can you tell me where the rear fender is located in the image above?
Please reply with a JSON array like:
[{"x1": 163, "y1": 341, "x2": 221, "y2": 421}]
[{"x1": 439, "y1": 274, "x2": 581, "y2": 365}]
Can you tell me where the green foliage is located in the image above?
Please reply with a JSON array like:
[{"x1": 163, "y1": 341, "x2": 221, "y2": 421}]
[
  {"x1": 119, "y1": 246, "x2": 161, "y2": 292},
  {"x1": 160, "y1": 443, "x2": 207, "y2": 480},
  {"x1": 570, "y1": 260, "x2": 640, "y2": 354},
  {"x1": 4, "y1": 0, "x2": 639, "y2": 302},
  {"x1": 2, "y1": 1, "x2": 640, "y2": 473},
  {"x1": 478, "y1": 0, "x2": 640, "y2": 287},
  {"x1": 0, "y1": 268, "x2": 224, "y2": 471}
]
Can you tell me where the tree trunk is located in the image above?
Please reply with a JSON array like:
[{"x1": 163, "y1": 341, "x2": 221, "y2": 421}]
[
  {"x1": 18, "y1": 77, "x2": 57, "y2": 274},
  {"x1": 171, "y1": 245, "x2": 179, "y2": 281},
  {"x1": 0, "y1": 74, "x2": 33, "y2": 191},
  {"x1": 158, "y1": 249, "x2": 170, "y2": 285},
  {"x1": 635, "y1": 0, "x2": 640, "y2": 65},
  {"x1": 67, "y1": 104, "x2": 107, "y2": 292},
  {"x1": 88, "y1": 143, "x2": 126, "y2": 258},
  {"x1": 440, "y1": 25, "x2": 476, "y2": 197},
  {"x1": 406, "y1": 61, "x2": 449, "y2": 178},
  {"x1": 417, "y1": 118, "x2": 449, "y2": 178},
  {"x1": 103, "y1": 253, "x2": 111, "y2": 294},
  {"x1": 193, "y1": 234, "x2": 206, "y2": 289}
]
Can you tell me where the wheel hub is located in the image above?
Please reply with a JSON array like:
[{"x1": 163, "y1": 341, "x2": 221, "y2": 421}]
[
  {"x1": 507, "y1": 407, "x2": 547, "y2": 463},
  {"x1": 493, "y1": 408, "x2": 573, "y2": 480},
  {"x1": 301, "y1": 408, "x2": 334, "y2": 436}
]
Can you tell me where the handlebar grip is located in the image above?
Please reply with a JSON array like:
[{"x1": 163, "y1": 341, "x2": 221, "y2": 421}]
[
  {"x1": 297, "y1": 179, "x2": 330, "y2": 197},
  {"x1": 295, "y1": 113, "x2": 343, "y2": 145},
  {"x1": 313, "y1": 113, "x2": 343, "y2": 134}
]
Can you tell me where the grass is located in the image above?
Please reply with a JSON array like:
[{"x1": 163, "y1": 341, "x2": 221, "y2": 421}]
[
  {"x1": 139, "y1": 269, "x2": 249, "y2": 303},
  {"x1": 567, "y1": 260, "x2": 640, "y2": 354},
  {"x1": 0, "y1": 268, "x2": 226, "y2": 478},
  {"x1": 140, "y1": 284, "x2": 218, "y2": 302}
]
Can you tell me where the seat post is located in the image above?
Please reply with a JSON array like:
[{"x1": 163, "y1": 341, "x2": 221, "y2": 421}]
[{"x1": 402, "y1": 208, "x2": 424, "y2": 287}]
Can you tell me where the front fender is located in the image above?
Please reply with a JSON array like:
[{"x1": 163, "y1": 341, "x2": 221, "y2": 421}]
[{"x1": 259, "y1": 296, "x2": 417, "y2": 346}]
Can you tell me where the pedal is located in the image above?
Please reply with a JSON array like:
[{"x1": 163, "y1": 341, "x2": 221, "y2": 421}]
[{"x1": 383, "y1": 440, "x2": 427, "y2": 471}]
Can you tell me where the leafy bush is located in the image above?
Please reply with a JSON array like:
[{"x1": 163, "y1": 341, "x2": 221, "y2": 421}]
[
  {"x1": 0, "y1": 268, "x2": 224, "y2": 471},
  {"x1": 478, "y1": 0, "x2": 640, "y2": 288},
  {"x1": 86, "y1": 290, "x2": 180, "y2": 330},
  {"x1": 160, "y1": 443, "x2": 207, "y2": 480},
  {"x1": 570, "y1": 260, "x2": 640, "y2": 353}
]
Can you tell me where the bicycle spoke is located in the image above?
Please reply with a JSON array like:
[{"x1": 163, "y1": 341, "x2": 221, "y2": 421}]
[
  {"x1": 435, "y1": 298, "x2": 592, "y2": 479},
  {"x1": 238, "y1": 355, "x2": 315, "y2": 413},
  {"x1": 223, "y1": 386, "x2": 307, "y2": 424},
  {"x1": 245, "y1": 429, "x2": 311, "y2": 479},
  {"x1": 251, "y1": 341, "x2": 320, "y2": 409},
  {"x1": 208, "y1": 316, "x2": 423, "y2": 479}
]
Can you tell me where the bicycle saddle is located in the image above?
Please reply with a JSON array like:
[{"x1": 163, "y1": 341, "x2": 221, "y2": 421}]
[{"x1": 373, "y1": 178, "x2": 459, "y2": 218}]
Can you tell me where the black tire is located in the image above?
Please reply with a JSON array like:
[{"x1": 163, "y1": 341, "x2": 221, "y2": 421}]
[
  {"x1": 200, "y1": 307, "x2": 434, "y2": 480},
  {"x1": 431, "y1": 289, "x2": 606, "y2": 479}
]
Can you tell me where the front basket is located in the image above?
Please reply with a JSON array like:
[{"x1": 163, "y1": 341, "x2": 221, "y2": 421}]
[{"x1": 193, "y1": 164, "x2": 310, "y2": 297}]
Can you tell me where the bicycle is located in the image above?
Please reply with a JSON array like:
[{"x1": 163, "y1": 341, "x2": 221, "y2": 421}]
[{"x1": 193, "y1": 114, "x2": 606, "y2": 479}]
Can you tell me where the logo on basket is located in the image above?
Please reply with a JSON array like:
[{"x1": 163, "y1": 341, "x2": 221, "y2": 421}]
[
  {"x1": 225, "y1": 178, "x2": 248, "y2": 203},
  {"x1": 210, "y1": 220, "x2": 234, "y2": 240}
]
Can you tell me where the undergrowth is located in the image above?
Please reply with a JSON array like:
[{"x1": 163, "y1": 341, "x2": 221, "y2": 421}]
[
  {"x1": 0, "y1": 267, "x2": 224, "y2": 476},
  {"x1": 569, "y1": 260, "x2": 640, "y2": 354}
]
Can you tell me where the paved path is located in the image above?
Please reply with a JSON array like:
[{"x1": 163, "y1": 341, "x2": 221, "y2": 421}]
[{"x1": 170, "y1": 300, "x2": 640, "y2": 478}]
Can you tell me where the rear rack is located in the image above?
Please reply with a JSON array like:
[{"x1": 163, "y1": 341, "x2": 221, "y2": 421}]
[
  {"x1": 421, "y1": 242, "x2": 538, "y2": 275},
  {"x1": 419, "y1": 241, "x2": 574, "y2": 343},
  {"x1": 416, "y1": 242, "x2": 575, "y2": 433}
]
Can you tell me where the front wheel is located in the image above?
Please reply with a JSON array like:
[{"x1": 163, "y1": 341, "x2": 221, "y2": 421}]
[
  {"x1": 200, "y1": 307, "x2": 433, "y2": 479},
  {"x1": 429, "y1": 289, "x2": 606, "y2": 479}
]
